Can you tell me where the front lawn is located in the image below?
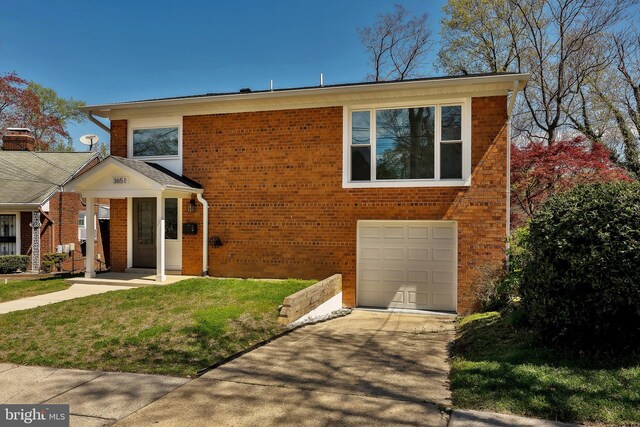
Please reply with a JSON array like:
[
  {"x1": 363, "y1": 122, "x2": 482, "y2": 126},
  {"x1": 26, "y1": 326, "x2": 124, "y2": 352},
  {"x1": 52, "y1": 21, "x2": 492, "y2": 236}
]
[
  {"x1": 0, "y1": 278, "x2": 313, "y2": 376},
  {"x1": 450, "y1": 312, "x2": 640, "y2": 426},
  {"x1": 0, "y1": 277, "x2": 70, "y2": 303}
]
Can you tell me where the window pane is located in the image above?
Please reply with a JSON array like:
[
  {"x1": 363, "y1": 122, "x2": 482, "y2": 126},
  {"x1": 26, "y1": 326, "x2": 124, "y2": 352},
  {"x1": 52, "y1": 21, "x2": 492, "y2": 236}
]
[
  {"x1": 376, "y1": 107, "x2": 435, "y2": 180},
  {"x1": 441, "y1": 106, "x2": 462, "y2": 141},
  {"x1": 351, "y1": 111, "x2": 370, "y2": 145},
  {"x1": 133, "y1": 127, "x2": 179, "y2": 157},
  {"x1": 78, "y1": 212, "x2": 86, "y2": 227},
  {"x1": 165, "y1": 198, "x2": 178, "y2": 240},
  {"x1": 351, "y1": 146, "x2": 371, "y2": 181},
  {"x1": 441, "y1": 143, "x2": 462, "y2": 179}
]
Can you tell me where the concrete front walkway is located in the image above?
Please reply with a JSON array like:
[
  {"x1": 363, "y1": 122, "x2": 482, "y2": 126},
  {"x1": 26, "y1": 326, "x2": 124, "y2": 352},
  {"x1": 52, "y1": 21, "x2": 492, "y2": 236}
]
[
  {"x1": 0, "y1": 283, "x2": 132, "y2": 314},
  {"x1": 66, "y1": 272, "x2": 196, "y2": 287}
]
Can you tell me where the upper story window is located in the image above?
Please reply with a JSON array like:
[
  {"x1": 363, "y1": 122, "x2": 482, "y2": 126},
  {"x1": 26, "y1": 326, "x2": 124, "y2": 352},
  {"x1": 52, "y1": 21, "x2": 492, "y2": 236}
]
[
  {"x1": 132, "y1": 127, "x2": 179, "y2": 158},
  {"x1": 344, "y1": 100, "x2": 471, "y2": 188}
]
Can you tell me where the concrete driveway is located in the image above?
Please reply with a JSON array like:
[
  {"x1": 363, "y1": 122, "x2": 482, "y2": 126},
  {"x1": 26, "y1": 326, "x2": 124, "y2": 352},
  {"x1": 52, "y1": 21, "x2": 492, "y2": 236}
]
[{"x1": 116, "y1": 310, "x2": 455, "y2": 426}]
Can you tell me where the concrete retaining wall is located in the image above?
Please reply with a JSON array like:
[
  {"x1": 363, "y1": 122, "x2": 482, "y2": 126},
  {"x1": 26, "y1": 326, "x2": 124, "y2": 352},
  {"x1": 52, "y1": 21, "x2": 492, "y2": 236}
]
[{"x1": 278, "y1": 274, "x2": 342, "y2": 324}]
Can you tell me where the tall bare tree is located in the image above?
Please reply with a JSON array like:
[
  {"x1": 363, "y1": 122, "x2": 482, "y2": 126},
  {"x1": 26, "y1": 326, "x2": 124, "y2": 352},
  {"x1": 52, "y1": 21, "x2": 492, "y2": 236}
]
[
  {"x1": 439, "y1": 0, "x2": 521, "y2": 74},
  {"x1": 359, "y1": 4, "x2": 434, "y2": 81},
  {"x1": 439, "y1": 0, "x2": 634, "y2": 144}
]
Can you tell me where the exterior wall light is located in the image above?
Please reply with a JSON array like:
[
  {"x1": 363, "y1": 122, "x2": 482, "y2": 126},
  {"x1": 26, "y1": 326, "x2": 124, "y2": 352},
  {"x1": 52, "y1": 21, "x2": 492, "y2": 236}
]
[{"x1": 188, "y1": 199, "x2": 197, "y2": 213}]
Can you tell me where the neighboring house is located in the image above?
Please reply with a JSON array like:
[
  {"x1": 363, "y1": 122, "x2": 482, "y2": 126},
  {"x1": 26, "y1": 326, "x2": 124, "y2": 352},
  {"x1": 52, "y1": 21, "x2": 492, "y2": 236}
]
[
  {"x1": 66, "y1": 73, "x2": 528, "y2": 313},
  {"x1": 0, "y1": 128, "x2": 109, "y2": 273}
]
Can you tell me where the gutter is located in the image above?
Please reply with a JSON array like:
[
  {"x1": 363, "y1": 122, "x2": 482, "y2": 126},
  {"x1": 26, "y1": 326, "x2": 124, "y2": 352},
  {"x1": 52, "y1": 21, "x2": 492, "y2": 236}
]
[
  {"x1": 81, "y1": 73, "x2": 532, "y2": 117},
  {"x1": 86, "y1": 111, "x2": 110, "y2": 133}
]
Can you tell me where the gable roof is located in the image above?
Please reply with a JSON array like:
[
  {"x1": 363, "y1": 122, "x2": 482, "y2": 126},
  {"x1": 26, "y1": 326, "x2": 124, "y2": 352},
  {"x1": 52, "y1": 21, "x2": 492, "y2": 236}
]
[
  {"x1": 110, "y1": 156, "x2": 202, "y2": 190},
  {"x1": 0, "y1": 151, "x2": 99, "y2": 208}
]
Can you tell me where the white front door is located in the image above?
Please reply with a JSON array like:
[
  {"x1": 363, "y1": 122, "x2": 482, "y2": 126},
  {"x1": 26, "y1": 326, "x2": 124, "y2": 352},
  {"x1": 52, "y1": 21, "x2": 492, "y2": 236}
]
[{"x1": 357, "y1": 221, "x2": 457, "y2": 312}]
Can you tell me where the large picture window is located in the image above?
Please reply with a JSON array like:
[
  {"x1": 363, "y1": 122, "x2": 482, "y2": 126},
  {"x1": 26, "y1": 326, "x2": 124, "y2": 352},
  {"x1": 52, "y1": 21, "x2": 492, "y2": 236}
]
[
  {"x1": 346, "y1": 101, "x2": 469, "y2": 187},
  {"x1": 132, "y1": 127, "x2": 179, "y2": 158}
]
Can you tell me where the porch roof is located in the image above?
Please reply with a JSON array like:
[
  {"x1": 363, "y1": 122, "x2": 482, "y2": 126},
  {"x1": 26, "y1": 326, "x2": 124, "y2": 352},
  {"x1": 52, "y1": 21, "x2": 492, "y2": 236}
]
[{"x1": 64, "y1": 156, "x2": 202, "y2": 197}]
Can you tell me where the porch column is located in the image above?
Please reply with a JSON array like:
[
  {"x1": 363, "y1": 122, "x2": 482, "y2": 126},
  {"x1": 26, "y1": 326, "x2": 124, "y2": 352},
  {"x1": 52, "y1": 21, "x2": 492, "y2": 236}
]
[
  {"x1": 156, "y1": 195, "x2": 166, "y2": 282},
  {"x1": 29, "y1": 211, "x2": 41, "y2": 273},
  {"x1": 85, "y1": 197, "x2": 96, "y2": 278}
]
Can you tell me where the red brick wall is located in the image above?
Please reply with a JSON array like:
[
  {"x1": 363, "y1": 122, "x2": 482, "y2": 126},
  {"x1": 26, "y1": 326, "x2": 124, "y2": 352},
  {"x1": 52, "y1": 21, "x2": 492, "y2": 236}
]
[
  {"x1": 110, "y1": 120, "x2": 128, "y2": 157},
  {"x1": 109, "y1": 198, "x2": 127, "y2": 272},
  {"x1": 110, "y1": 98, "x2": 508, "y2": 313}
]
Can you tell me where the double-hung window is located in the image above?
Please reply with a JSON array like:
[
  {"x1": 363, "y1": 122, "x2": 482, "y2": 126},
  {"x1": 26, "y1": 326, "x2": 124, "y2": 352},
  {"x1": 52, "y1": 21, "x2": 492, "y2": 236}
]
[{"x1": 345, "y1": 100, "x2": 470, "y2": 187}]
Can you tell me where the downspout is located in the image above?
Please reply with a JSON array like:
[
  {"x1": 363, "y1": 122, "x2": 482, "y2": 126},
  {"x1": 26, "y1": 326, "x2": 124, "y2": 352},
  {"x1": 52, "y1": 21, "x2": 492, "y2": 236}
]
[
  {"x1": 505, "y1": 80, "x2": 520, "y2": 269},
  {"x1": 86, "y1": 111, "x2": 110, "y2": 133},
  {"x1": 196, "y1": 193, "x2": 209, "y2": 276}
]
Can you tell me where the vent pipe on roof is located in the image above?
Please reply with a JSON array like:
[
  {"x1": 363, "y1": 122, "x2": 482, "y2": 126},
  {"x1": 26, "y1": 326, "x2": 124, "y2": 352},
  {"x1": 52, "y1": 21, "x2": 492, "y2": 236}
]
[
  {"x1": 320, "y1": 73, "x2": 324, "y2": 87},
  {"x1": 270, "y1": 79, "x2": 273, "y2": 92}
]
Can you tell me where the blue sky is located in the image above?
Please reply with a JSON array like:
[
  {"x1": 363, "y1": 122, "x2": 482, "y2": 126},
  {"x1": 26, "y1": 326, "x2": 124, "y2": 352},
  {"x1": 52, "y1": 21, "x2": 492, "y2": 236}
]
[{"x1": 1, "y1": 0, "x2": 446, "y2": 151}]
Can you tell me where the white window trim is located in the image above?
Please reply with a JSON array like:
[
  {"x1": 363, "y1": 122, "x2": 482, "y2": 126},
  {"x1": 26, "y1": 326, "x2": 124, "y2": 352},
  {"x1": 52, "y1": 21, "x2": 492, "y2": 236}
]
[
  {"x1": 127, "y1": 117, "x2": 182, "y2": 161},
  {"x1": 0, "y1": 212, "x2": 20, "y2": 256},
  {"x1": 164, "y1": 198, "x2": 180, "y2": 241},
  {"x1": 342, "y1": 98, "x2": 472, "y2": 188},
  {"x1": 78, "y1": 211, "x2": 97, "y2": 242}
]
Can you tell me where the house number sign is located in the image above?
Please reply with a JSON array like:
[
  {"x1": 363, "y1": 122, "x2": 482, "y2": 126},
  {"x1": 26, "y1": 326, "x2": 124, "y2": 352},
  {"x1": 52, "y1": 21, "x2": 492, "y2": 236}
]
[{"x1": 113, "y1": 176, "x2": 128, "y2": 184}]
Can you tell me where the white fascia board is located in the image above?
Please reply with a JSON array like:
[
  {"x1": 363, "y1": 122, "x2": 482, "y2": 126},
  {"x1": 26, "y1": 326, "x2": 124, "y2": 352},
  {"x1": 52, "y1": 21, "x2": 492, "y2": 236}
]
[
  {"x1": 64, "y1": 157, "x2": 164, "y2": 193},
  {"x1": 83, "y1": 74, "x2": 530, "y2": 119}
]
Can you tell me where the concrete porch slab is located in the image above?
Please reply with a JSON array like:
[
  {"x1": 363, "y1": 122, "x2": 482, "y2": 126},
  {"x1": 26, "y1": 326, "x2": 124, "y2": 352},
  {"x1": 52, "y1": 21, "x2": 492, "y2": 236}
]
[{"x1": 66, "y1": 272, "x2": 197, "y2": 287}]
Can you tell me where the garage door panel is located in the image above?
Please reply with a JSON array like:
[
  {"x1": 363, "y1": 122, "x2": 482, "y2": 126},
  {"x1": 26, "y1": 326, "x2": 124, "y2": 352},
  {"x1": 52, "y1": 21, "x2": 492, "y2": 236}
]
[
  {"x1": 383, "y1": 247, "x2": 404, "y2": 260},
  {"x1": 407, "y1": 248, "x2": 429, "y2": 261},
  {"x1": 359, "y1": 290, "x2": 404, "y2": 307},
  {"x1": 358, "y1": 221, "x2": 456, "y2": 312},
  {"x1": 361, "y1": 247, "x2": 382, "y2": 260},
  {"x1": 407, "y1": 290, "x2": 430, "y2": 305},
  {"x1": 433, "y1": 270, "x2": 454, "y2": 285},
  {"x1": 383, "y1": 268, "x2": 405, "y2": 282},
  {"x1": 407, "y1": 270, "x2": 430, "y2": 284},
  {"x1": 360, "y1": 225, "x2": 383, "y2": 238},
  {"x1": 432, "y1": 226, "x2": 455, "y2": 240},
  {"x1": 431, "y1": 293, "x2": 455, "y2": 309},
  {"x1": 433, "y1": 248, "x2": 455, "y2": 262},
  {"x1": 361, "y1": 268, "x2": 383, "y2": 282},
  {"x1": 407, "y1": 226, "x2": 429, "y2": 239}
]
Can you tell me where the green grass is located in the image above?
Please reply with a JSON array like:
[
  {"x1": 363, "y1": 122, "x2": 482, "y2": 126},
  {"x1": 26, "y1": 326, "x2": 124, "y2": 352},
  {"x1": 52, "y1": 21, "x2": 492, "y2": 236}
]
[
  {"x1": 0, "y1": 278, "x2": 313, "y2": 376},
  {"x1": 450, "y1": 311, "x2": 640, "y2": 425},
  {"x1": 0, "y1": 277, "x2": 70, "y2": 303}
]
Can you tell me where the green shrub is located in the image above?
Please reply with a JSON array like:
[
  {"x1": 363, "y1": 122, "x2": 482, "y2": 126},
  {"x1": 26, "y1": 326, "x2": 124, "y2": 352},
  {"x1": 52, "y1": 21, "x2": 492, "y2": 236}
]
[
  {"x1": 0, "y1": 255, "x2": 30, "y2": 274},
  {"x1": 475, "y1": 227, "x2": 528, "y2": 312},
  {"x1": 43, "y1": 253, "x2": 68, "y2": 272},
  {"x1": 43, "y1": 253, "x2": 68, "y2": 263},
  {"x1": 41, "y1": 260, "x2": 55, "y2": 273},
  {"x1": 520, "y1": 182, "x2": 640, "y2": 352}
]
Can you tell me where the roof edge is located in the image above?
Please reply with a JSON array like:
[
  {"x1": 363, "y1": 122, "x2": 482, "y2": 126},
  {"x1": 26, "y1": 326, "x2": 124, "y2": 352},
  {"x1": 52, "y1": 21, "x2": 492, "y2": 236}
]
[{"x1": 81, "y1": 73, "x2": 530, "y2": 116}]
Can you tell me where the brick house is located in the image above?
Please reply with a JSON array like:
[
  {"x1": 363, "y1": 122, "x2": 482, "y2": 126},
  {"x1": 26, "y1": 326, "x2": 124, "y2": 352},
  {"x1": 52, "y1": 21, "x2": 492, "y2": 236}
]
[
  {"x1": 0, "y1": 128, "x2": 109, "y2": 273},
  {"x1": 66, "y1": 73, "x2": 528, "y2": 313}
]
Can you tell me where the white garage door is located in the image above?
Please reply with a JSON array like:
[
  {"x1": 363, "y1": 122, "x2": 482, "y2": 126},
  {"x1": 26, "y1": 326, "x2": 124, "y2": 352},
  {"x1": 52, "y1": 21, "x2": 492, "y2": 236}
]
[{"x1": 357, "y1": 221, "x2": 457, "y2": 312}]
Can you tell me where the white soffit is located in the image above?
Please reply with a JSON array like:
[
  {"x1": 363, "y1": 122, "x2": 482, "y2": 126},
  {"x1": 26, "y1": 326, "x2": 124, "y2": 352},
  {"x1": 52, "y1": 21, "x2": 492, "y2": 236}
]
[{"x1": 84, "y1": 74, "x2": 530, "y2": 120}]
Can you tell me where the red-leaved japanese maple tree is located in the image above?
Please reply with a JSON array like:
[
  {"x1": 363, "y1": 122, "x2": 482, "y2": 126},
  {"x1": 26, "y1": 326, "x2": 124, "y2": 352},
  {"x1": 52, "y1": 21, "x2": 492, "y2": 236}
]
[{"x1": 511, "y1": 136, "x2": 631, "y2": 227}]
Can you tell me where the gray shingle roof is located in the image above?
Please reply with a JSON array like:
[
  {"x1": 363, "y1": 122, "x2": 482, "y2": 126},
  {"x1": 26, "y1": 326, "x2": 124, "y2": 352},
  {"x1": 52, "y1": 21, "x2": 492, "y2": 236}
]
[
  {"x1": 111, "y1": 156, "x2": 202, "y2": 190},
  {"x1": 0, "y1": 151, "x2": 98, "y2": 205}
]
